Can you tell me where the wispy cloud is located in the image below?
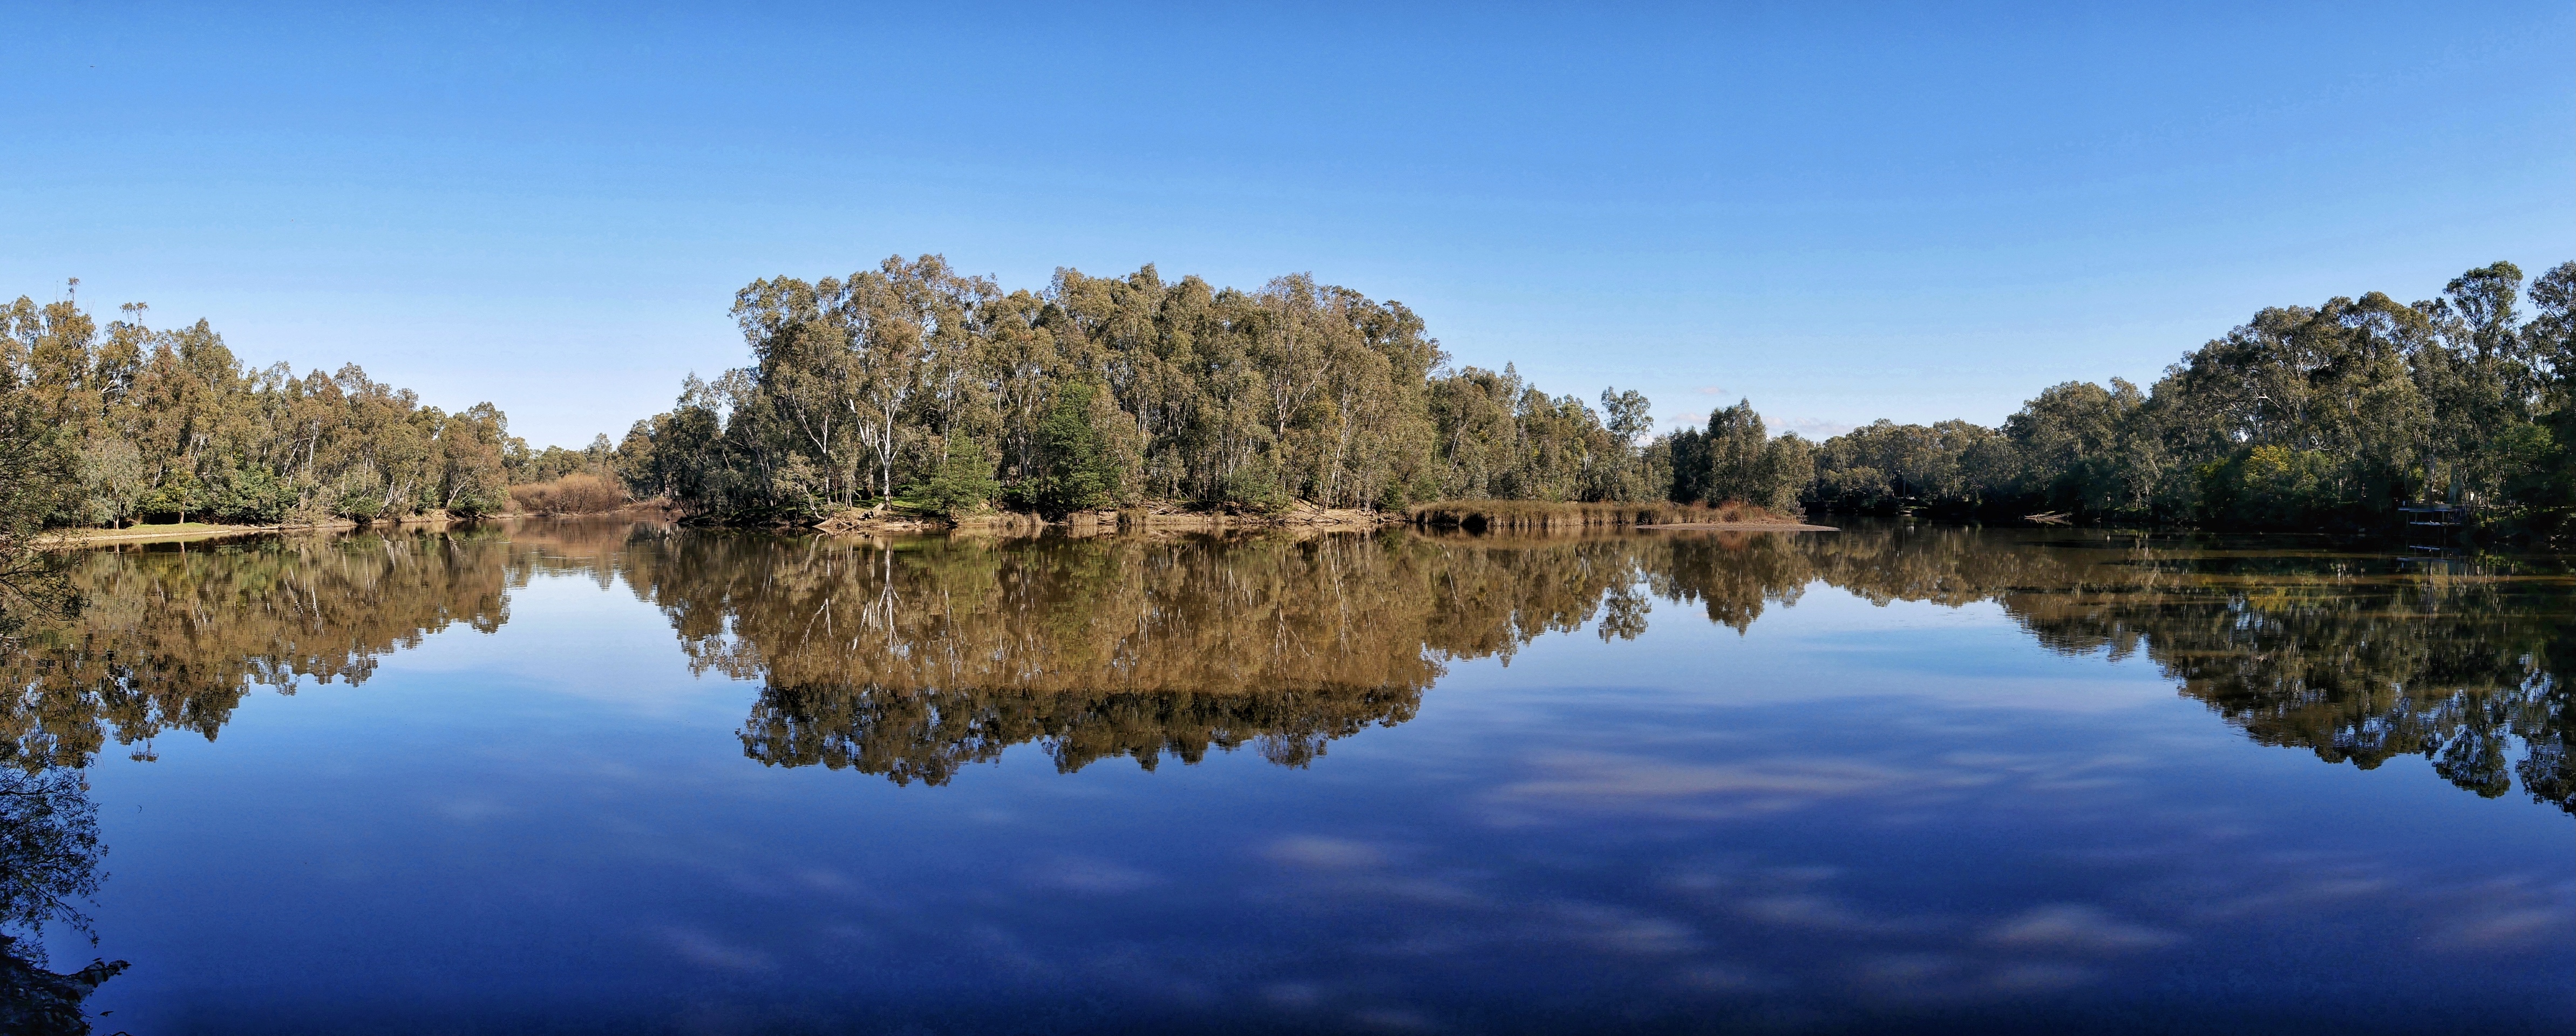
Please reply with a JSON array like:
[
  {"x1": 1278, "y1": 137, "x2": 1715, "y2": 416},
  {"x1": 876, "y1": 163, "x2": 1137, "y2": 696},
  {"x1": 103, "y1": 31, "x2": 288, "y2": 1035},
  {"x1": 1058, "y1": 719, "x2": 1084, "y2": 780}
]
[
  {"x1": 1775, "y1": 417, "x2": 1855, "y2": 439},
  {"x1": 1487, "y1": 751, "x2": 1909, "y2": 821},
  {"x1": 1265, "y1": 835, "x2": 1389, "y2": 870},
  {"x1": 1023, "y1": 856, "x2": 1161, "y2": 894},
  {"x1": 1984, "y1": 905, "x2": 2180, "y2": 952}
]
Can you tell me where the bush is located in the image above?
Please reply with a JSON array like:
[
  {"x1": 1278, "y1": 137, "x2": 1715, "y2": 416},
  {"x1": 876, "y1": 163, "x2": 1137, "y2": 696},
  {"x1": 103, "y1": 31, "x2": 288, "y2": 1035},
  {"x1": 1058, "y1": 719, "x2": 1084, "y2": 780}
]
[
  {"x1": 208, "y1": 466, "x2": 297, "y2": 525},
  {"x1": 447, "y1": 485, "x2": 509, "y2": 519},
  {"x1": 2197, "y1": 446, "x2": 2347, "y2": 529},
  {"x1": 906, "y1": 435, "x2": 998, "y2": 517},
  {"x1": 1021, "y1": 382, "x2": 1126, "y2": 517},
  {"x1": 509, "y1": 473, "x2": 627, "y2": 514}
]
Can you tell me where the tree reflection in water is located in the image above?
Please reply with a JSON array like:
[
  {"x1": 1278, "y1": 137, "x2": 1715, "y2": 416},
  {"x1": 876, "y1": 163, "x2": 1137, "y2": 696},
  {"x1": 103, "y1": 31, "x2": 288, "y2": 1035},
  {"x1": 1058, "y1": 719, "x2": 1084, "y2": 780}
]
[
  {"x1": 0, "y1": 529, "x2": 518, "y2": 1032},
  {"x1": 608, "y1": 532, "x2": 1627, "y2": 783},
  {"x1": 0, "y1": 766, "x2": 124, "y2": 1035},
  {"x1": 5, "y1": 522, "x2": 2568, "y2": 812},
  {"x1": 0, "y1": 530, "x2": 511, "y2": 771}
]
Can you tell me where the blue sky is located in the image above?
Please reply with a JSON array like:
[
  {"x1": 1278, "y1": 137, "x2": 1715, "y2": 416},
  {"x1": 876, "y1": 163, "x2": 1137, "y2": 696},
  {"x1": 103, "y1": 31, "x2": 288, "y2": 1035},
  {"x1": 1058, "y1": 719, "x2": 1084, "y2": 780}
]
[{"x1": 5, "y1": 2, "x2": 2568, "y2": 448}]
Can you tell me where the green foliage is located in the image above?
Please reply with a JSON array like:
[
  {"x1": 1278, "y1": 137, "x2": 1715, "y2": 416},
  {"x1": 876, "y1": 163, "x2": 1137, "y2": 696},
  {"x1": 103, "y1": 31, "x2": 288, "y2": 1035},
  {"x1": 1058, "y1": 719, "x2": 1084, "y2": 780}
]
[
  {"x1": 15, "y1": 256, "x2": 2570, "y2": 539},
  {"x1": 138, "y1": 466, "x2": 204, "y2": 523},
  {"x1": 508, "y1": 434, "x2": 616, "y2": 486},
  {"x1": 1219, "y1": 452, "x2": 1290, "y2": 513},
  {"x1": 207, "y1": 464, "x2": 296, "y2": 524},
  {"x1": 907, "y1": 433, "x2": 1000, "y2": 517},
  {"x1": 0, "y1": 396, "x2": 79, "y2": 644},
  {"x1": 2, "y1": 290, "x2": 532, "y2": 530},
  {"x1": 628, "y1": 259, "x2": 1658, "y2": 521},
  {"x1": 1802, "y1": 258, "x2": 2575, "y2": 538},
  {"x1": 73, "y1": 435, "x2": 146, "y2": 529},
  {"x1": 331, "y1": 468, "x2": 384, "y2": 521},
  {"x1": 1024, "y1": 382, "x2": 1124, "y2": 515},
  {"x1": 1804, "y1": 419, "x2": 2008, "y2": 514},
  {"x1": 1663, "y1": 400, "x2": 1811, "y2": 515},
  {"x1": 445, "y1": 483, "x2": 509, "y2": 519},
  {"x1": 1423, "y1": 366, "x2": 1659, "y2": 503},
  {"x1": 2004, "y1": 379, "x2": 2156, "y2": 515},
  {"x1": 2196, "y1": 446, "x2": 2346, "y2": 528}
]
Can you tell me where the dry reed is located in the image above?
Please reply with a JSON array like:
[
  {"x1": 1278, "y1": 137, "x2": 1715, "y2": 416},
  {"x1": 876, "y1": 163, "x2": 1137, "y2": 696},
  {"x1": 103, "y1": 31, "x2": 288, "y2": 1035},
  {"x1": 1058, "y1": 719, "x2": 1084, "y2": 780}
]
[{"x1": 508, "y1": 473, "x2": 628, "y2": 514}]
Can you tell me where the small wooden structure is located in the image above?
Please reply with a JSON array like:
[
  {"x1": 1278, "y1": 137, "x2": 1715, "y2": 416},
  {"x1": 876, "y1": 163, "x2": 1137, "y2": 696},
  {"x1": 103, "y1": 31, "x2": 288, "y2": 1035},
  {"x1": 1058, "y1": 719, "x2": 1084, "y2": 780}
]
[{"x1": 2398, "y1": 502, "x2": 2469, "y2": 554}]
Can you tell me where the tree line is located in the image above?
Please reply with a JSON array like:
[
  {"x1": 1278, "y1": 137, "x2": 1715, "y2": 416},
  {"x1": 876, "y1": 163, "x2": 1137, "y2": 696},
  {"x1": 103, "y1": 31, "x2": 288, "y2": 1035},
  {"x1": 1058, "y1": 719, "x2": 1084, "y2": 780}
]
[
  {"x1": 1806, "y1": 260, "x2": 2576, "y2": 534},
  {"x1": 4, "y1": 256, "x2": 2568, "y2": 542},
  {"x1": 0, "y1": 284, "x2": 600, "y2": 533},
  {"x1": 612, "y1": 255, "x2": 2572, "y2": 537}
]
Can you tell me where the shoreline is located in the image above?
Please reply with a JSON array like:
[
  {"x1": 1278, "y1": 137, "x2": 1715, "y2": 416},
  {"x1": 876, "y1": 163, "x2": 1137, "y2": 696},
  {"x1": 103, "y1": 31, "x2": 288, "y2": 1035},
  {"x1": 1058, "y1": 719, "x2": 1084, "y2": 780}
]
[
  {"x1": 1636, "y1": 521, "x2": 1839, "y2": 532},
  {"x1": 40, "y1": 507, "x2": 1839, "y2": 549},
  {"x1": 42, "y1": 511, "x2": 474, "y2": 549}
]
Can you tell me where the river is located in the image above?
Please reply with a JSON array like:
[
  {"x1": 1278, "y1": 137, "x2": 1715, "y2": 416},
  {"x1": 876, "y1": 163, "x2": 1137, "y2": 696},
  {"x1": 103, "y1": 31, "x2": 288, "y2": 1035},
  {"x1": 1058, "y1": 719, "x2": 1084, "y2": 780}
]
[{"x1": 4, "y1": 520, "x2": 2568, "y2": 1033}]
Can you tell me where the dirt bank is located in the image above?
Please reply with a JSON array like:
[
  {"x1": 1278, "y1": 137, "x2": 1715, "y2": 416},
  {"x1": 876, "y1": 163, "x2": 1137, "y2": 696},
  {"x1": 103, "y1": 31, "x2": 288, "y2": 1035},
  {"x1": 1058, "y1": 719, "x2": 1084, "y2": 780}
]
[
  {"x1": 43, "y1": 510, "x2": 493, "y2": 548},
  {"x1": 1635, "y1": 521, "x2": 1839, "y2": 532}
]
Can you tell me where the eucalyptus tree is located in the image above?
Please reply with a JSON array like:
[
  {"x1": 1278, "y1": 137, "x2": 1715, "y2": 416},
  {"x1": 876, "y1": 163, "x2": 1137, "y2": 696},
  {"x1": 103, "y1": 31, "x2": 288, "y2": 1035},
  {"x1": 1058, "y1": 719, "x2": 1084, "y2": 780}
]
[
  {"x1": 2002, "y1": 379, "x2": 2155, "y2": 516},
  {"x1": 0, "y1": 394, "x2": 76, "y2": 643},
  {"x1": 2, "y1": 288, "x2": 521, "y2": 527},
  {"x1": 629, "y1": 255, "x2": 2575, "y2": 535},
  {"x1": 1801, "y1": 258, "x2": 2571, "y2": 534},
  {"x1": 731, "y1": 275, "x2": 859, "y2": 505}
]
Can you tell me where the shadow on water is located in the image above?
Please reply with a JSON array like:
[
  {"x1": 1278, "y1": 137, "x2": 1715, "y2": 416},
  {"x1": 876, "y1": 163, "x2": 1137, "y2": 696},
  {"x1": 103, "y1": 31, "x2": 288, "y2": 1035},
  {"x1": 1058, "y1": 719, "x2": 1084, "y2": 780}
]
[{"x1": 4, "y1": 520, "x2": 2570, "y2": 810}]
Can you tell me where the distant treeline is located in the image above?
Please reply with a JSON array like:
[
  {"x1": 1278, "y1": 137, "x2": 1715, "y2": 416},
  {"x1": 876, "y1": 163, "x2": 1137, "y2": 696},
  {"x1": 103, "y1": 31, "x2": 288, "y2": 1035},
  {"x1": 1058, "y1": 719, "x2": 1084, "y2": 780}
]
[
  {"x1": 0, "y1": 289, "x2": 601, "y2": 529},
  {"x1": 611, "y1": 256, "x2": 2574, "y2": 537},
  {"x1": 1807, "y1": 260, "x2": 2576, "y2": 533},
  {"x1": 6, "y1": 256, "x2": 2570, "y2": 538}
]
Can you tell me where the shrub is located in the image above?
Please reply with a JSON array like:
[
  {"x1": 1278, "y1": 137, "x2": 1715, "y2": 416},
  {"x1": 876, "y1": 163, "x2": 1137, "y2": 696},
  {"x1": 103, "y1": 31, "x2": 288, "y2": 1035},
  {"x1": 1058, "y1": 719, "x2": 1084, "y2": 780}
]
[
  {"x1": 509, "y1": 473, "x2": 627, "y2": 514},
  {"x1": 906, "y1": 435, "x2": 999, "y2": 517},
  {"x1": 2196, "y1": 446, "x2": 2347, "y2": 529},
  {"x1": 208, "y1": 466, "x2": 297, "y2": 525}
]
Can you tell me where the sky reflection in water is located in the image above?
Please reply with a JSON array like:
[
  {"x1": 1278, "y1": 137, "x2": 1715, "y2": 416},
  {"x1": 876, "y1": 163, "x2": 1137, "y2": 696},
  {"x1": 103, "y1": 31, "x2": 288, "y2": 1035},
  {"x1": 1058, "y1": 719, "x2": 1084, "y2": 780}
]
[{"x1": 9, "y1": 521, "x2": 2571, "y2": 1034}]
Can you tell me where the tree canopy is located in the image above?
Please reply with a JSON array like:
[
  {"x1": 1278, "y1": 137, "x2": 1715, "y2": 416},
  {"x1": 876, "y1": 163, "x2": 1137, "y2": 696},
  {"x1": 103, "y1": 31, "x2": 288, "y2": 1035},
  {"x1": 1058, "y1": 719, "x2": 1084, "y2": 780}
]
[
  {"x1": 1805, "y1": 260, "x2": 2576, "y2": 537},
  {"x1": 0, "y1": 287, "x2": 538, "y2": 530},
  {"x1": 7, "y1": 255, "x2": 2568, "y2": 542},
  {"x1": 617, "y1": 260, "x2": 1672, "y2": 520}
]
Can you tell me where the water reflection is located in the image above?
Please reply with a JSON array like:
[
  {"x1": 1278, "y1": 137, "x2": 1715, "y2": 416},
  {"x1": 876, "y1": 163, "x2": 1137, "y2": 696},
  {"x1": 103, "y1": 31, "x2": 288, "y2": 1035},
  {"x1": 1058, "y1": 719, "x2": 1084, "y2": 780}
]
[
  {"x1": 0, "y1": 766, "x2": 123, "y2": 1034},
  {"x1": 7, "y1": 522, "x2": 2570, "y2": 812},
  {"x1": 609, "y1": 531, "x2": 1642, "y2": 783},
  {"x1": 1, "y1": 530, "x2": 511, "y2": 770}
]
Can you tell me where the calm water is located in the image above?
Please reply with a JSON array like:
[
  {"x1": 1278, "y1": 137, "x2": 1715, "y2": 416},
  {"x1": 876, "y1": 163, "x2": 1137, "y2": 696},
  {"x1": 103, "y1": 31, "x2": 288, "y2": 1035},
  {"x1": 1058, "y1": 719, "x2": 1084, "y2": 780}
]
[{"x1": 6, "y1": 521, "x2": 2570, "y2": 1034}]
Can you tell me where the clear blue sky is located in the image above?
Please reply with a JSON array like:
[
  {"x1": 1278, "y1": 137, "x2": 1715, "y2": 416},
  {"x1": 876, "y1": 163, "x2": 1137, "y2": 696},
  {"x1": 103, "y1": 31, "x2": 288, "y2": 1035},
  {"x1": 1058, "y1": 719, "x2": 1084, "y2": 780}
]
[{"x1": 6, "y1": 2, "x2": 2568, "y2": 448}]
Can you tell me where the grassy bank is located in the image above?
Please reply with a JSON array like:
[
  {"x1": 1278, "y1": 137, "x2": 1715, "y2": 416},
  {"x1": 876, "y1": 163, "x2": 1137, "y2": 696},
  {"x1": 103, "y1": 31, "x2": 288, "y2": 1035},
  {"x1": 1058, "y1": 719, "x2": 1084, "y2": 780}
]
[{"x1": 1408, "y1": 500, "x2": 1801, "y2": 530}]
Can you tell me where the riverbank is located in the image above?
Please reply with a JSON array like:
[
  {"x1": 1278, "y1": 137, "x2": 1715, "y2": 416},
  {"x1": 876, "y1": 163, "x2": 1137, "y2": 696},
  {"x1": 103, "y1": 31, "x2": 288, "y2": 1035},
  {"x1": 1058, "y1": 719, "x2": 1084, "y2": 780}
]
[
  {"x1": 44, "y1": 499, "x2": 1839, "y2": 547},
  {"x1": 731, "y1": 498, "x2": 1842, "y2": 536},
  {"x1": 1636, "y1": 520, "x2": 1839, "y2": 531},
  {"x1": 807, "y1": 500, "x2": 1404, "y2": 536},
  {"x1": 41, "y1": 510, "x2": 482, "y2": 548},
  {"x1": 1408, "y1": 500, "x2": 1826, "y2": 531}
]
